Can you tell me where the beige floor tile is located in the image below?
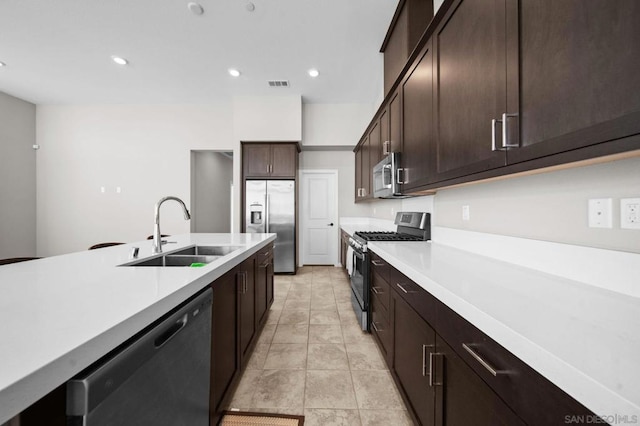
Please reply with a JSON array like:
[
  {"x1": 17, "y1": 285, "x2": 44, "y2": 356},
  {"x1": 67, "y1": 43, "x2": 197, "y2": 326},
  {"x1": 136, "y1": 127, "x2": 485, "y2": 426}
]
[
  {"x1": 310, "y1": 310, "x2": 341, "y2": 325},
  {"x1": 252, "y1": 369, "x2": 306, "y2": 409},
  {"x1": 342, "y1": 323, "x2": 374, "y2": 344},
  {"x1": 289, "y1": 282, "x2": 312, "y2": 291},
  {"x1": 246, "y1": 343, "x2": 270, "y2": 370},
  {"x1": 359, "y1": 410, "x2": 413, "y2": 426},
  {"x1": 304, "y1": 409, "x2": 361, "y2": 426},
  {"x1": 338, "y1": 309, "x2": 360, "y2": 327},
  {"x1": 257, "y1": 323, "x2": 277, "y2": 345},
  {"x1": 245, "y1": 407, "x2": 306, "y2": 416},
  {"x1": 309, "y1": 325, "x2": 344, "y2": 344},
  {"x1": 266, "y1": 308, "x2": 282, "y2": 325},
  {"x1": 286, "y1": 290, "x2": 312, "y2": 301},
  {"x1": 307, "y1": 344, "x2": 349, "y2": 370},
  {"x1": 272, "y1": 324, "x2": 309, "y2": 344},
  {"x1": 345, "y1": 342, "x2": 387, "y2": 370},
  {"x1": 228, "y1": 368, "x2": 262, "y2": 407},
  {"x1": 264, "y1": 343, "x2": 308, "y2": 370},
  {"x1": 311, "y1": 285, "x2": 335, "y2": 296},
  {"x1": 279, "y1": 309, "x2": 310, "y2": 325},
  {"x1": 351, "y1": 370, "x2": 404, "y2": 410},
  {"x1": 305, "y1": 370, "x2": 358, "y2": 409},
  {"x1": 310, "y1": 297, "x2": 337, "y2": 311},
  {"x1": 284, "y1": 298, "x2": 311, "y2": 310}
]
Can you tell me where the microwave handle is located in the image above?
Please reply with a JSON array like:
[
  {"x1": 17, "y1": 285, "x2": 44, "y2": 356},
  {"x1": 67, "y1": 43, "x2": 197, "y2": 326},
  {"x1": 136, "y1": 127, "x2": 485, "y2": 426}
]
[{"x1": 396, "y1": 168, "x2": 407, "y2": 184}]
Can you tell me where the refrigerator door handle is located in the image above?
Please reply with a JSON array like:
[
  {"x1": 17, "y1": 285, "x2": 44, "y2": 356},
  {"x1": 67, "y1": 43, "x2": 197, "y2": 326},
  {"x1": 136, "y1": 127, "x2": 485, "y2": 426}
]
[{"x1": 265, "y1": 193, "x2": 270, "y2": 233}]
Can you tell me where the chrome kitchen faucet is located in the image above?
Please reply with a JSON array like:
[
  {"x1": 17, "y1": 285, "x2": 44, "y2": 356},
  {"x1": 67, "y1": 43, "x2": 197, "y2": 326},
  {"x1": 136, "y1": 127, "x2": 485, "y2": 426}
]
[{"x1": 152, "y1": 196, "x2": 191, "y2": 254}]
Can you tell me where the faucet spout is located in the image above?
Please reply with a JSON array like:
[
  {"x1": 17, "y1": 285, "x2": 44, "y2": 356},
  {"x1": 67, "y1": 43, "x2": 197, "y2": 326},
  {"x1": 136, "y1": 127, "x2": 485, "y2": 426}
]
[{"x1": 152, "y1": 196, "x2": 191, "y2": 254}]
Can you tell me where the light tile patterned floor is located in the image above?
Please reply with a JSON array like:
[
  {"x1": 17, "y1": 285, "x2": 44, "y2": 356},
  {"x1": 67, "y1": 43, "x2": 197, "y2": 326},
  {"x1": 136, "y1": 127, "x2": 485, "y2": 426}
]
[{"x1": 226, "y1": 266, "x2": 414, "y2": 426}]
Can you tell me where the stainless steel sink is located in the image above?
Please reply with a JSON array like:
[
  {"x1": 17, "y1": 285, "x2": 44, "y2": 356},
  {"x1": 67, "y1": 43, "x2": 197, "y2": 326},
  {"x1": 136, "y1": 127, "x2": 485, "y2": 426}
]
[
  {"x1": 125, "y1": 255, "x2": 219, "y2": 267},
  {"x1": 171, "y1": 245, "x2": 243, "y2": 256}
]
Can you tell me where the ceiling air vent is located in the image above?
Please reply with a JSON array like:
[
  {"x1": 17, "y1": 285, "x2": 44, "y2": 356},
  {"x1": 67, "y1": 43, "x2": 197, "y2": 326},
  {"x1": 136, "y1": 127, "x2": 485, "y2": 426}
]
[{"x1": 268, "y1": 80, "x2": 290, "y2": 87}]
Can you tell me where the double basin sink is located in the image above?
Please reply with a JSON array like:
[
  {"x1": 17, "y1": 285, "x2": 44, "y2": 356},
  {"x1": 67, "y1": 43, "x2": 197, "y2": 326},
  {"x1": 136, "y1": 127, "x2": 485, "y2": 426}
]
[{"x1": 123, "y1": 245, "x2": 242, "y2": 267}]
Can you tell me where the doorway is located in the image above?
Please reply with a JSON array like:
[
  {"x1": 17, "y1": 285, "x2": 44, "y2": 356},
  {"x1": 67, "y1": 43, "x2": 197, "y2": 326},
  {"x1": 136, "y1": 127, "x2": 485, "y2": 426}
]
[
  {"x1": 190, "y1": 151, "x2": 234, "y2": 232},
  {"x1": 300, "y1": 169, "x2": 339, "y2": 266}
]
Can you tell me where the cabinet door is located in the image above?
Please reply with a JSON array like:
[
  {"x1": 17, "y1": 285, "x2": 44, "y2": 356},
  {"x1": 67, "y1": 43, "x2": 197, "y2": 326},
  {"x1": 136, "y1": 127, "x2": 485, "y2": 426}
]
[
  {"x1": 380, "y1": 107, "x2": 390, "y2": 157},
  {"x1": 210, "y1": 269, "x2": 239, "y2": 418},
  {"x1": 401, "y1": 40, "x2": 435, "y2": 192},
  {"x1": 255, "y1": 253, "x2": 268, "y2": 328},
  {"x1": 266, "y1": 254, "x2": 274, "y2": 307},
  {"x1": 369, "y1": 120, "x2": 382, "y2": 168},
  {"x1": 362, "y1": 135, "x2": 371, "y2": 199},
  {"x1": 389, "y1": 89, "x2": 402, "y2": 153},
  {"x1": 431, "y1": 0, "x2": 516, "y2": 183},
  {"x1": 435, "y1": 335, "x2": 524, "y2": 426},
  {"x1": 271, "y1": 144, "x2": 297, "y2": 177},
  {"x1": 239, "y1": 257, "x2": 256, "y2": 367},
  {"x1": 509, "y1": 0, "x2": 640, "y2": 164},
  {"x1": 243, "y1": 144, "x2": 272, "y2": 178},
  {"x1": 392, "y1": 292, "x2": 437, "y2": 426},
  {"x1": 354, "y1": 144, "x2": 363, "y2": 201}
]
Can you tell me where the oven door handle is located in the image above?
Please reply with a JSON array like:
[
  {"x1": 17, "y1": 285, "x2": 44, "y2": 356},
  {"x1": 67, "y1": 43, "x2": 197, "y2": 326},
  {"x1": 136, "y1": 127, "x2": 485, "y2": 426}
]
[{"x1": 352, "y1": 249, "x2": 366, "y2": 261}]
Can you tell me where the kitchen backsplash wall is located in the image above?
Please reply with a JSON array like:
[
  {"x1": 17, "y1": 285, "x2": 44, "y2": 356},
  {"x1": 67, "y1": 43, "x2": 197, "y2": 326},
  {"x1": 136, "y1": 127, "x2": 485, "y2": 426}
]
[
  {"x1": 434, "y1": 156, "x2": 640, "y2": 254},
  {"x1": 0, "y1": 91, "x2": 36, "y2": 259},
  {"x1": 367, "y1": 195, "x2": 434, "y2": 220}
]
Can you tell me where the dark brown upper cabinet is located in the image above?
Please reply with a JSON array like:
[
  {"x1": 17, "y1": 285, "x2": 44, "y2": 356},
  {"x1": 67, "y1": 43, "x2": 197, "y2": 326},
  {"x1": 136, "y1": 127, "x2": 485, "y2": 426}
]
[
  {"x1": 381, "y1": 0, "x2": 434, "y2": 96},
  {"x1": 242, "y1": 142, "x2": 299, "y2": 179},
  {"x1": 380, "y1": 89, "x2": 403, "y2": 157},
  {"x1": 401, "y1": 40, "x2": 435, "y2": 192},
  {"x1": 430, "y1": 0, "x2": 517, "y2": 184},
  {"x1": 508, "y1": 0, "x2": 640, "y2": 164},
  {"x1": 369, "y1": 119, "x2": 382, "y2": 170},
  {"x1": 354, "y1": 135, "x2": 373, "y2": 202}
]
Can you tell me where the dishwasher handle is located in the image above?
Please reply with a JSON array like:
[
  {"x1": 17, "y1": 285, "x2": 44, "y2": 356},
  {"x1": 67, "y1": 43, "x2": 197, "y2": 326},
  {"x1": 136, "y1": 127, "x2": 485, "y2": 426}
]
[{"x1": 154, "y1": 313, "x2": 188, "y2": 348}]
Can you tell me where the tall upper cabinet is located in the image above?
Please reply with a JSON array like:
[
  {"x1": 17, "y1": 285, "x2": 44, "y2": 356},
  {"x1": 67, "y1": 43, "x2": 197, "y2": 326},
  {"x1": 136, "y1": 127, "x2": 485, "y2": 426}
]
[{"x1": 243, "y1": 142, "x2": 299, "y2": 179}]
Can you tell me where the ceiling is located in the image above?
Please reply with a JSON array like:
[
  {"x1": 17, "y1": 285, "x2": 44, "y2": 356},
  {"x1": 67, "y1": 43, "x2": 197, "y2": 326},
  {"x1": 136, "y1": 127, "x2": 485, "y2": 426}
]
[{"x1": 0, "y1": 0, "x2": 398, "y2": 105}]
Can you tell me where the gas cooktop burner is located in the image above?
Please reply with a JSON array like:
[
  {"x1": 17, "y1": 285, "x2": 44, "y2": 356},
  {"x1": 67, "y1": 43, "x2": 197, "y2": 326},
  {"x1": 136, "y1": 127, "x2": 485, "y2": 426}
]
[{"x1": 354, "y1": 231, "x2": 424, "y2": 242}]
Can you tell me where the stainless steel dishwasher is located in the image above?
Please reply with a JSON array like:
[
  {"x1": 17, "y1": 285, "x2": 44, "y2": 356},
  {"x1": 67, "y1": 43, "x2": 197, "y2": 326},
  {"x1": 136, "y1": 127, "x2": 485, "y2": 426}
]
[{"x1": 67, "y1": 288, "x2": 212, "y2": 426}]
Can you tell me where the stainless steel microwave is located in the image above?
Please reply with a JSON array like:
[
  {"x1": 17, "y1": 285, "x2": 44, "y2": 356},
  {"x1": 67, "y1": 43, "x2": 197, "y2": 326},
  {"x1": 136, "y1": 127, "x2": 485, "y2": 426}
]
[{"x1": 372, "y1": 152, "x2": 412, "y2": 199}]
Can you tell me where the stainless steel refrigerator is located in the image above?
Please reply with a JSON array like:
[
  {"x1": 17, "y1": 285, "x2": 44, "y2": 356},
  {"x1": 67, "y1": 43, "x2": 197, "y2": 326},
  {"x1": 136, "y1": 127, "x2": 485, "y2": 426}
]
[{"x1": 245, "y1": 180, "x2": 295, "y2": 273}]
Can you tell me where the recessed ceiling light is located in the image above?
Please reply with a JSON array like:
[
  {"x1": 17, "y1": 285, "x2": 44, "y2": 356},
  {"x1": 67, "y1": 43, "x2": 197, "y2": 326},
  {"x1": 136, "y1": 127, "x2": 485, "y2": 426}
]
[
  {"x1": 187, "y1": 2, "x2": 204, "y2": 16},
  {"x1": 246, "y1": 2, "x2": 255, "y2": 12},
  {"x1": 228, "y1": 68, "x2": 241, "y2": 77},
  {"x1": 308, "y1": 69, "x2": 320, "y2": 78},
  {"x1": 111, "y1": 56, "x2": 128, "y2": 66},
  {"x1": 0, "y1": 61, "x2": 6, "y2": 67}
]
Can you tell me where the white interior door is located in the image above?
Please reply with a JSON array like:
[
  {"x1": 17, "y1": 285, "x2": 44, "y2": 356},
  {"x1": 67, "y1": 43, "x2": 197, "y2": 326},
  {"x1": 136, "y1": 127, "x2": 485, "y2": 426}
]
[{"x1": 300, "y1": 170, "x2": 338, "y2": 266}]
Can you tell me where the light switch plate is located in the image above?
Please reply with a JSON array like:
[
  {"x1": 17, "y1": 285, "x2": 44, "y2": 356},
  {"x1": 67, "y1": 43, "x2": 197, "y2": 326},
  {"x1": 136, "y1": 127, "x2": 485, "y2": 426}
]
[
  {"x1": 462, "y1": 205, "x2": 470, "y2": 221},
  {"x1": 588, "y1": 198, "x2": 613, "y2": 228},
  {"x1": 620, "y1": 198, "x2": 640, "y2": 229}
]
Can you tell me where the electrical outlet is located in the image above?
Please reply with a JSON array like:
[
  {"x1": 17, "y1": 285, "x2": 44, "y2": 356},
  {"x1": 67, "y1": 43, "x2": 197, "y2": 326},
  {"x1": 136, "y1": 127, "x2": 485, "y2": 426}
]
[
  {"x1": 462, "y1": 205, "x2": 470, "y2": 221},
  {"x1": 588, "y1": 198, "x2": 613, "y2": 228},
  {"x1": 620, "y1": 198, "x2": 640, "y2": 230}
]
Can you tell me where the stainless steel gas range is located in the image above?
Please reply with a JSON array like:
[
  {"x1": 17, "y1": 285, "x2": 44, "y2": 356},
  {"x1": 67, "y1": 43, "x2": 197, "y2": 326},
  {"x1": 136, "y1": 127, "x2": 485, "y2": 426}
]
[{"x1": 347, "y1": 212, "x2": 431, "y2": 331}]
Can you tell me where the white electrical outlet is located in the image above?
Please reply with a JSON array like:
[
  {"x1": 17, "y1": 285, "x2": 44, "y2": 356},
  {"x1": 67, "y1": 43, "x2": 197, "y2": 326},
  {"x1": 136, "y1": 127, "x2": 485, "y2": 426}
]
[
  {"x1": 620, "y1": 198, "x2": 640, "y2": 230},
  {"x1": 588, "y1": 198, "x2": 613, "y2": 228},
  {"x1": 462, "y1": 205, "x2": 470, "y2": 221}
]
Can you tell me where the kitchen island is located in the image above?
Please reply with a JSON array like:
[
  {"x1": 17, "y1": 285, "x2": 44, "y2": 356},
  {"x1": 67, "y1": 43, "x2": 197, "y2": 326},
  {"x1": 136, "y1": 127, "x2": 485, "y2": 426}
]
[{"x1": 0, "y1": 233, "x2": 275, "y2": 424}]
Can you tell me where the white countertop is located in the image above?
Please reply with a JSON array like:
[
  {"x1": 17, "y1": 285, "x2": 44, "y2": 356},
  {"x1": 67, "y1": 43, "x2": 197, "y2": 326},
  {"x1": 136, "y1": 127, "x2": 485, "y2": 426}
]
[
  {"x1": 0, "y1": 233, "x2": 275, "y2": 423},
  {"x1": 367, "y1": 240, "x2": 640, "y2": 420}
]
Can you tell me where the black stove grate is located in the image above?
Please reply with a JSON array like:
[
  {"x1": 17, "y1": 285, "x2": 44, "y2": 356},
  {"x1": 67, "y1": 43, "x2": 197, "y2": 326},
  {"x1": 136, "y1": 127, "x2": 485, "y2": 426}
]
[{"x1": 354, "y1": 231, "x2": 425, "y2": 242}]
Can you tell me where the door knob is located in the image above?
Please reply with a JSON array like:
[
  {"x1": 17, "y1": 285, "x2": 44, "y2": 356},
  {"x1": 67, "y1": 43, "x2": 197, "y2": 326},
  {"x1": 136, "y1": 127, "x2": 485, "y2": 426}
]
[{"x1": 328, "y1": 223, "x2": 334, "y2": 226}]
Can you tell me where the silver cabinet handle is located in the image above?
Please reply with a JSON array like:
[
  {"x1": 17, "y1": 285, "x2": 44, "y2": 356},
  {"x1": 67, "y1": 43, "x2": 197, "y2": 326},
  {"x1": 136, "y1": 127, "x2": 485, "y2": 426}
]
[
  {"x1": 362, "y1": 188, "x2": 367, "y2": 197},
  {"x1": 395, "y1": 282, "x2": 415, "y2": 294},
  {"x1": 371, "y1": 321, "x2": 381, "y2": 332},
  {"x1": 429, "y1": 352, "x2": 443, "y2": 386},
  {"x1": 371, "y1": 286, "x2": 382, "y2": 295},
  {"x1": 383, "y1": 140, "x2": 390, "y2": 155},
  {"x1": 501, "y1": 113, "x2": 519, "y2": 149},
  {"x1": 491, "y1": 118, "x2": 502, "y2": 151},
  {"x1": 462, "y1": 343, "x2": 503, "y2": 377},
  {"x1": 371, "y1": 260, "x2": 384, "y2": 267}
]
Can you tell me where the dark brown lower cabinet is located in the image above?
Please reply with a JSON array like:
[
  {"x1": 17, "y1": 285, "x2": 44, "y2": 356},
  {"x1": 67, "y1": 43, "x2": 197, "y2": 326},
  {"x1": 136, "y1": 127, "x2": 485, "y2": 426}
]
[
  {"x1": 210, "y1": 267, "x2": 240, "y2": 423},
  {"x1": 374, "y1": 254, "x2": 598, "y2": 426},
  {"x1": 239, "y1": 256, "x2": 256, "y2": 369},
  {"x1": 255, "y1": 243, "x2": 274, "y2": 327},
  {"x1": 392, "y1": 290, "x2": 437, "y2": 425},
  {"x1": 434, "y1": 335, "x2": 524, "y2": 426}
]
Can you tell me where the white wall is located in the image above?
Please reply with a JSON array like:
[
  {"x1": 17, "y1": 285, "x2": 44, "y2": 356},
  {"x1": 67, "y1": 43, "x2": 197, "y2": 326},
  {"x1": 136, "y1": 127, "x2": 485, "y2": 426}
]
[
  {"x1": 191, "y1": 151, "x2": 233, "y2": 233},
  {"x1": 434, "y1": 156, "x2": 640, "y2": 254},
  {"x1": 233, "y1": 96, "x2": 302, "y2": 142},
  {"x1": 0, "y1": 92, "x2": 36, "y2": 258},
  {"x1": 302, "y1": 103, "x2": 375, "y2": 147},
  {"x1": 36, "y1": 104, "x2": 234, "y2": 256}
]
